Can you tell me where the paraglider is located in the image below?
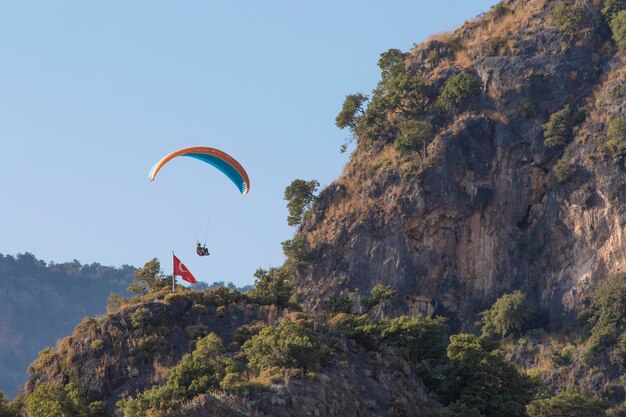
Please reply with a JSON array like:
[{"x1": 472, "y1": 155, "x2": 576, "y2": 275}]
[
  {"x1": 149, "y1": 146, "x2": 250, "y2": 257},
  {"x1": 149, "y1": 146, "x2": 250, "y2": 195},
  {"x1": 196, "y1": 242, "x2": 210, "y2": 257}
]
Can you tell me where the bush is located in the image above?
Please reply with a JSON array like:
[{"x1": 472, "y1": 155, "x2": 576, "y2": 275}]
[
  {"x1": 323, "y1": 294, "x2": 353, "y2": 314},
  {"x1": 334, "y1": 313, "x2": 447, "y2": 362},
  {"x1": 553, "y1": 157, "x2": 575, "y2": 183},
  {"x1": 282, "y1": 236, "x2": 312, "y2": 272},
  {"x1": 242, "y1": 321, "x2": 328, "y2": 373},
  {"x1": 479, "y1": 291, "x2": 536, "y2": 339},
  {"x1": 25, "y1": 382, "x2": 103, "y2": 417},
  {"x1": 552, "y1": 4, "x2": 589, "y2": 38},
  {"x1": 603, "y1": 0, "x2": 626, "y2": 22},
  {"x1": 611, "y1": 10, "x2": 626, "y2": 49},
  {"x1": 167, "y1": 333, "x2": 228, "y2": 398},
  {"x1": 436, "y1": 73, "x2": 481, "y2": 112},
  {"x1": 248, "y1": 267, "x2": 292, "y2": 307},
  {"x1": 607, "y1": 116, "x2": 626, "y2": 162},
  {"x1": 394, "y1": 120, "x2": 434, "y2": 157},
  {"x1": 363, "y1": 283, "x2": 396, "y2": 311},
  {"x1": 130, "y1": 308, "x2": 152, "y2": 329},
  {"x1": 580, "y1": 275, "x2": 626, "y2": 357},
  {"x1": 379, "y1": 315, "x2": 448, "y2": 362},
  {"x1": 137, "y1": 335, "x2": 168, "y2": 361},
  {"x1": 184, "y1": 325, "x2": 208, "y2": 340},
  {"x1": 526, "y1": 387, "x2": 607, "y2": 417},
  {"x1": 440, "y1": 334, "x2": 536, "y2": 417},
  {"x1": 543, "y1": 106, "x2": 571, "y2": 149},
  {"x1": 0, "y1": 391, "x2": 19, "y2": 417}
]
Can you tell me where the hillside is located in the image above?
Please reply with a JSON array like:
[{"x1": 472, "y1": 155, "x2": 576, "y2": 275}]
[{"x1": 0, "y1": 253, "x2": 133, "y2": 397}]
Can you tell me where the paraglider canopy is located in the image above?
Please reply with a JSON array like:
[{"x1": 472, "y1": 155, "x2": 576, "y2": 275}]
[{"x1": 149, "y1": 146, "x2": 250, "y2": 195}]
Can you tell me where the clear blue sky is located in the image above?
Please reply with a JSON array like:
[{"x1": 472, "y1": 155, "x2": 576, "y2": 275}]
[{"x1": 0, "y1": 1, "x2": 498, "y2": 287}]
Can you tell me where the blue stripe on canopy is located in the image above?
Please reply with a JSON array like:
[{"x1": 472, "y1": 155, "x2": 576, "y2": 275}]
[{"x1": 184, "y1": 153, "x2": 247, "y2": 194}]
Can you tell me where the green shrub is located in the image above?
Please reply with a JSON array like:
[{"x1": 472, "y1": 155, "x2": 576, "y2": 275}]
[
  {"x1": 479, "y1": 291, "x2": 536, "y2": 339},
  {"x1": 612, "y1": 10, "x2": 626, "y2": 49},
  {"x1": 242, "y1": 321, "x2": 328, "y2": 373},
  {"x1": 436, "y1": 73, "x2": 481, "y2": 112},
  {"x1": 334, "y1": 313, "x2": 447, "y2": 362},
  {"x1": 282, "y1": 235, "x2": 313, "y2": 272},
  {"x1": 184, "y1": 325, "x2": 208, "y2": 340},
  {"x1": 552, "y1": 4, "x2": 589, "y2": 38},
  {"x1": 603, "y1": 0, "x2": 626, "y2": 22},
  {"x1": 553, "y1": 157, "x2": 575, "y2": 183},
  {"x1": 607, "y1": 116, "x2": 626, "y2": 162},
  {"x1": 117, "y1": 385, "x2": 179, "y2": 417},
  {"x1": 394, "y1": 120, "x2": 434, "y2": 157},
  {"x1": 233, "y1": 321, "x2": 267, "y2": 346},
  {"x1": 167, "y1": 333, "x2": 228, "y2": 398},
  {"x1": 0, "y1": 391, "x2": 19, "y2": 417},
  {"x1": 130, "y1": 308, "x2": 151, "y2": 329},
  {"x1": 379, "y1": 315, "x2": 448, "y2": 362},
  {"x1": 362, "y1": 283, "x2": 396, "y2": 311},
  {"x1": 249, "y1": 267, "x2": 292, "y2": 307},
  {"x1": 543, "y1": 106, "x2": 571, "y2": 149},
  {"x1": 579, "y1": 275, "x2": 626, "y2": 357},
  {"x1": 136, "y1": 335, "x2": 168, "y2": 361},
  {"x1": 441, "y1": 334, "x2": 536, "y2": 417},
  {"x1": 323, "y1": 294, "x2": 353, "y2": 314},
  {"x1": 25, "y1": 382, "x2": 103, "y2": 417},
  {"x1": 526, "y1": 387, "x2": 607, "y2": 417}
]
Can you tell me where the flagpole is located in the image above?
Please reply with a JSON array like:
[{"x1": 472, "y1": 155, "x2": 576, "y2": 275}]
[{"x1": 172, "y1": 251, "x2": 176, "y2": 293}]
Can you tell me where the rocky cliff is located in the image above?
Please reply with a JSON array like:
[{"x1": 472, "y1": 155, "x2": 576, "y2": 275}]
[{"x1": 293, "y1": 0, "x2": 626, "y2": 330}]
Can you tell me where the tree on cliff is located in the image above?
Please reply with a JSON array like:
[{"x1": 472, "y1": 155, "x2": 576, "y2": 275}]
[{"x1": 284, "y1": 179, "x2": 319, "y2": 226}]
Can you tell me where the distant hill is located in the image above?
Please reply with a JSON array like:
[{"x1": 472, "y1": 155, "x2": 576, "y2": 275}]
[{"x1": 0, "y1": 253, "x2": 134, "y2": 397}]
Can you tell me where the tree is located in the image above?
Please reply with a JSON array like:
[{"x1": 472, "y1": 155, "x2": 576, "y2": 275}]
[
  {"x1": 167, "y1": 333, "x2": 227, "y2": 398},
  {"x1": 127, "y1": 258, "x2": 168, "y2": 295},
  {"x1": 284, "y1": 179, "x2": 319, "y2": 226},
  {"x1": 336, "y1": 93, "x2": 368, "y2": 132},
  {"x1": 395, "y1": 119, "x2": 434, "y2": 157},
  {"x1": 363, "y1": 283, "x2": 396, "y2": 312},
  {"x1": 543, "y1": 106, "x2": 571, "y2": 149},
  {"x1": 552, "y1": 4, "x2": 588, "y2": 38},
  {"x1": 0, "y1": 391, "x2": 19, "y2": 417},
  {"x1": 248, "y1": 267, "x2": 292, "y2": 307},
  {"x1": 440, "y1": 334, "x2": 536, "y2": 417},
  {"x1": 606, "y1": 116, "x2": 626, "y2": 162},
  {"x1": 436, "y1": 72, "x2": 480, "y2": 113},
  {"x1": 106, "y1": 292, "x2": 125, "y2": 314},
  {"x1": 526, "y1": 387, "x2": 606, "y2": 417},
  {"x1": 479, "y1": 291, "x2": 536, "y2": 339},
  {"x1": 242, "y1": 321, "x2": 327, "y2": 372}
]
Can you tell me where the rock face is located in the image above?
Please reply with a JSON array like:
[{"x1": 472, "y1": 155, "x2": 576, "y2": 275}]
[
  {"x1": 293, "y1": 0, "x2": 626, "y2": 329},
  {"x1": 24, "y1": 290, "x2": 434, "y2": 417},
  {"x1": 0, "y1": 253, "x2": 133, "y2": 397}
]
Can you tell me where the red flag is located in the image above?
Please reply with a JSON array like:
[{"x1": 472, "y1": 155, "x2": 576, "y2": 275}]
[{"x1": 173, "y1": 254, "x2": 198, "y2": 284}]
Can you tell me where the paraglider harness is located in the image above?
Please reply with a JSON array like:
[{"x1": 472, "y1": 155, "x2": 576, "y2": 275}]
[{"x1": 196, "y1": 242, "x2": 210, "y2": 257}]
